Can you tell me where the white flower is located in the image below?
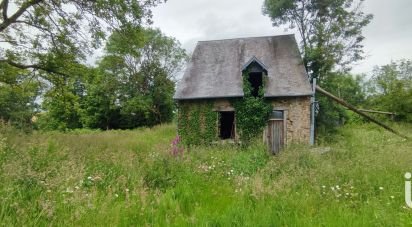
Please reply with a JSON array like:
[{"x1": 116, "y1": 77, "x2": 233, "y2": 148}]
[
  {"x1": 390, "y1": 196, "x2": 395, "y2": 199},
  {"x1": 331, "y1": 186, "x2": 335, "y2": 191},
  {"x1": 379, "y1": 187, "x2": 384, "y2": 190},
  {"x1": 115, "y1": 194, "x2": 119, "y2": 198},
  {"x1": 322, "y1": 185, "x2": 326, "y2": 189},
  {"x1": 125, "y1": 188, "x2": 129, "y2": 192}
]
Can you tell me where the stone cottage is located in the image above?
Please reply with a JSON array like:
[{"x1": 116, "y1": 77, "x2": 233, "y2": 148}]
[{"x1": 174, "y1": 35, "x2": 313, "y2": 153}]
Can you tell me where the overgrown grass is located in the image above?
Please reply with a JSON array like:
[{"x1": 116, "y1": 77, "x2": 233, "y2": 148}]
[{"x1": 0, "y1": 123, "x2": 411, "y2": 226}]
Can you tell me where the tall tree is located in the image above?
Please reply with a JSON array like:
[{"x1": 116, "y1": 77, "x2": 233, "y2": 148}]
[
  {"x1": 263, "y1": 0, "x2": 373, "y2": 131},
  {"x1": 263, "y1": 0, "x2": 373, "y2": 82},
  {"x1": 94, "y1": 27, "x2": 187, "y2": 129}
]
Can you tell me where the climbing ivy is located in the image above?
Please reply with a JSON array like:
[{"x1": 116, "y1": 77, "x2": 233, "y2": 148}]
[
  {"x1": 177, "y1": 70, "x2": 271, "y2": 146},
  {"x1": 233, "y1": 70, "x2": 272, "y2": 145},
  {"x1": 177, "y1": 101, "x2": 218, "y2": 145}
]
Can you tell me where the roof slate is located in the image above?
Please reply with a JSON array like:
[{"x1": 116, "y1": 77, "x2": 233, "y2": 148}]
[{"x1": 174, "y1": 35, "x2": 313, "y2": 100}]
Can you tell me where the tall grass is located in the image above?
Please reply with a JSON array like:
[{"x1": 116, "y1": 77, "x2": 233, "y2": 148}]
[{"x1": 0, "y1": 123, "x2": 411, "y2": 226}]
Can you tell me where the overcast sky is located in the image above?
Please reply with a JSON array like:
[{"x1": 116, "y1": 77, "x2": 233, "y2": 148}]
[{"x1": 152, "y1": 0, "x2": 412, "y2": 75}]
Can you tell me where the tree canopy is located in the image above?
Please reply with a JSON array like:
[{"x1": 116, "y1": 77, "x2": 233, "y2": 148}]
[
  {"x1": 0, "y1": 0, "x2": 164, "y2": 76},
  {"x1": 0, "y1": 0, "x2": 189, "y2": 130},
  {"x1": 263, "y1": 0, "x2": 373, "y2": 81}
]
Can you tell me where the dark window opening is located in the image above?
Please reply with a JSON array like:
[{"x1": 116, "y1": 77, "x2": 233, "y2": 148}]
[
  {"x1": 248, "y1": 72, "x2": 263, "y2": 97},
  {"x1": 219, "y1": 111, "x2": 235, "y2": 140}
]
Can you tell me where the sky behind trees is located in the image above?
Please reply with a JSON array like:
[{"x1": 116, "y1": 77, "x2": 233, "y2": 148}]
[{"x1": 152, "y1": 0, "x2": 412, "y2": 75}]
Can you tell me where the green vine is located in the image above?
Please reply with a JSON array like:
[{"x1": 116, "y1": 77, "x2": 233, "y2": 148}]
[
  {"x1": 177, "y1": 101, "x2": 218, "y2": 145},
  {"x1": 177, "y1": 69, "x2": 271, "y2": 146},
  {"x1": 233, "y1": 70, "x2": 272, "y2": 145}
]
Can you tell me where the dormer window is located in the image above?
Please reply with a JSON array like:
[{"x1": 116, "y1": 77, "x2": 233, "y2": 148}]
[{"x1": 242, "y1": 57, "x2": 268, "y2": 97}]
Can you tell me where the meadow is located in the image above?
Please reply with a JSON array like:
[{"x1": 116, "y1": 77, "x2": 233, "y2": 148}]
[{"x1": 0, "y1": 123, "x2": 412, "y2": 226}]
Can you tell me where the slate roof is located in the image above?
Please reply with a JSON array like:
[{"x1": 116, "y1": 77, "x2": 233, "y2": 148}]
[{"x1": 174, "y1": 35, "x2": 313, "y2": 100}]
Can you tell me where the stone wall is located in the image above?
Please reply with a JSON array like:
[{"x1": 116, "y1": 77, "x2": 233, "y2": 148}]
[
  {"x1": 178, "y1": 96, "x2": 311, "y2": 145},
  {"x1": 267, "y1": 97, "x2": 311, "y2": 144}
]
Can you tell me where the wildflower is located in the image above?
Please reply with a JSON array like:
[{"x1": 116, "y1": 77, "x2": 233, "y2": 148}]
[
  {"x1": 322, "y1": 185, "x2": 326, "y2": 189},
  {"x1": 379, "y1": 187, "x2": 384, "y2": 190},
  {"x1": 331, "y1": 186, "x2": 335, "y2": 191},
  {"x1": 87, "y1": 176, "x2": 93, "y2": 180},
  {"x1": 125, "y1": 188, "x2": 130, "y2": 192},
  {"x1": 390, "y1": 196, "x2": 395, "y2": 199},
  {"x1": 115, "y1": 194, "x2": 119, "y2": 198}
]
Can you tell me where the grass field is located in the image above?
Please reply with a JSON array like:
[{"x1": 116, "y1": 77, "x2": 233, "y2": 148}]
[{"x1": 0, "y1": 123, "x2": 412, "y2": 226}]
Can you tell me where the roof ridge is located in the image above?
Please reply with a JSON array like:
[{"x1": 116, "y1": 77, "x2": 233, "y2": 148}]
[{"x1": 197, "y1": 34, "x2": 295, "y2": 43}]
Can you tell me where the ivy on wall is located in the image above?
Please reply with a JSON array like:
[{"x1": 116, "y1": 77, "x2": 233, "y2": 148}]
[
  {"x1": 177, "y1": 69, "x2": 271, "y2": 146},
  {"x1": 177, "y1": 101, "x2": 218, "y2": 145},
  {"x1": 233, "y1": 70, "x2": 272, "y2": 145}
]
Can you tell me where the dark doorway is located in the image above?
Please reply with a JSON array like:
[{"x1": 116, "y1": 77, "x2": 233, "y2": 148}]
[
  {"x1": 219, "y1": 111, "x2": 235, "y2": 139},
  {"x1": 248, "y1": 72, "x2": 263, "y2": 97}
]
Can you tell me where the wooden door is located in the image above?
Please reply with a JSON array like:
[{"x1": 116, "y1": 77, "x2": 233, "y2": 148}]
[{"x1": 267, "y1": 110, "x2": 285, "y2": 154}]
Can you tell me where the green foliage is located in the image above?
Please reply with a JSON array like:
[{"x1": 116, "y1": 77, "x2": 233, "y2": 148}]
[
  {"x1": 0, "y1": 0, "x2": 164, "y2": 75},
  {"x1": 177, "y1": 101, "x2": 218, "y2": 145},
  {"x1": 365, "y1": 60, "x2": 412, "y2": 122},
  {"x1": 35, "y1": 27, "x2": 186, "y2": 131},
  {"x1": 95, "y1": 27, "x2": 186, "y2": 129},
  {"x1": 0, "y1": 63, "x2": 41, "y2": 129},
  {"x1": 263, "y1": 0, "x2": 373, "y2": 79},
  {"x1": 0, "y1": 123, "x2": 412, "y2": 225},
  {"x1": 263, "y1": 0, "x2": 372, "y2": 131},
  {"x1": 316, "y1": 72, "x2": 366, "y2": 133},
  {"x1": 234, "y1": 71, "x2": 272, "y2": 145}
]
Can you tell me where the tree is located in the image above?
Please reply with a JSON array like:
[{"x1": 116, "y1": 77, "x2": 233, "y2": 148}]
[
  {"x1": 79, "y1": 68, "x2": 120, "y2": 130},
  {"x1": 263, "y1": 0, "x2": 373, "y2": 131},
  {"x1": 92, "y1": 27, "x2": 187, "y2": 129},
  {"x1": 0, "y1": 0, "x2": 164, "y2": 77},
  {"x1": 263, "y1": 0, "x2": 373, "y2": 81},
  {"x1": 36, "y1": 64, "x2": 87, "y2": 130},
  {"x1": 316, "y1": 72, "x2": 365, "y2": 132},
  {"x1": 0, "y1": 62, "x2": 41, "y2": 128},
  {"x1": 365, "y1": 60, "x2": 412, "y2": 122}
]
